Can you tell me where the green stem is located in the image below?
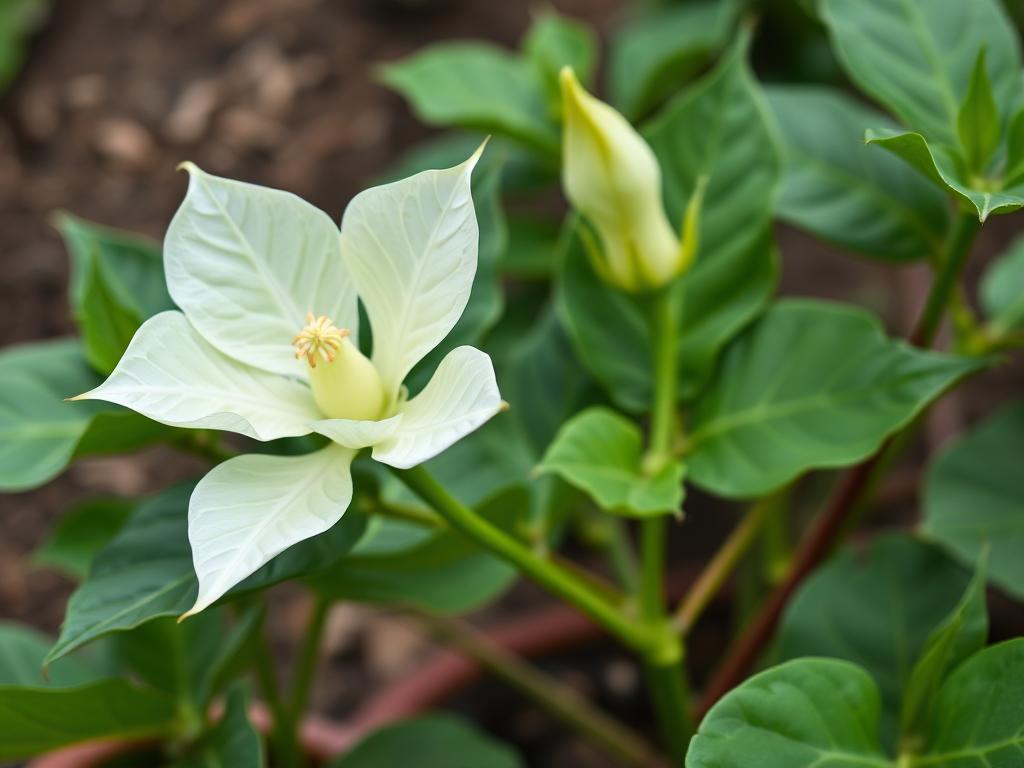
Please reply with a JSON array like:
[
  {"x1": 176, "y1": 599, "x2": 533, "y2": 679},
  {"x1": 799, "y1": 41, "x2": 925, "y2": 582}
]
[
  {"x1": 639, "y1": 287, "x2": 693, "y2": 763},
  {"x1": 415, "y1": 610, "x2": 660, "y2": 768},
  {"x1": 392, "y1": 465, "x2": 661, "y2": 656},
  {"x1": 913, "y1": 212, "x2": 981, "y2": 347},
  {"x1": 289, "y1": 596, "x2": 330, "y2": 718}
]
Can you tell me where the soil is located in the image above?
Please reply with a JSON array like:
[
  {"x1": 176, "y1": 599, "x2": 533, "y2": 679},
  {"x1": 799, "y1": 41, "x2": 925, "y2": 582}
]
[{"x1": 2, "y1": 1, "x2": 1023, "y2": 767}]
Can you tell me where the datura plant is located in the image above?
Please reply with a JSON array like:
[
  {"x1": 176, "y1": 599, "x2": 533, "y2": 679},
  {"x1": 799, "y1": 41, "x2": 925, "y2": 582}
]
[{"x1": 3, "y1": 1, "x2": 1024, "y2": 767}]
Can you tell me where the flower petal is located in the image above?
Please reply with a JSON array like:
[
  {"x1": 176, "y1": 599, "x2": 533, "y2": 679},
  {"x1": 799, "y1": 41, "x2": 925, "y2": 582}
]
[
  {"x1": 183, "y1": 444, "x2": 354, "y2": 617},
  {"x1": 313, "y1": 414, "x2": 403, "y2": 449},
  {"x1": 165, "y1": 163, "x2": 358, "y2": 378},
  {"x1": 74, "y1": 311, "x2": 320, "y2": 441},
  {"x1": 339, "y1": 145, "x2": 484, "y2": 397},
  {"x1": 372, "y1": 346, "x2": 504, "y2": 469}
]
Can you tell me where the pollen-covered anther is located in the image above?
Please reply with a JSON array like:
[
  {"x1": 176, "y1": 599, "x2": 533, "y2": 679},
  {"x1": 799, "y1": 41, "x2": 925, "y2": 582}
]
[{"x1": 292, "y1": 313, "x2": 350, "y2": 368}]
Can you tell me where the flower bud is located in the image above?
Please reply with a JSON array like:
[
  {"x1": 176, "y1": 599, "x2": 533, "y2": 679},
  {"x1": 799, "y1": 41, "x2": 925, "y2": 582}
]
[{"x1": 560, "y1": 67, "x2": 698, "y2": 293}]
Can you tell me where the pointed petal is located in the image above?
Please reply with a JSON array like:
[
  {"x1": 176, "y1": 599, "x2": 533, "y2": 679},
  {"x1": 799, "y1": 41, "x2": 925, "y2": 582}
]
[
  {"x1": 313, "y1": 414, "x2": 403, "y2": 449},
  {"x1": 372, "y1": 346, "x2": 504, "y2": 469},
  {"x1": 184, "y1": 445, "x2": 354, "y2": 617},
  {"x1": 339, "y1": 146, "x2": 484, "y2": 397},
  {"x1": 166, "y1": 163, "x2": 358, "y2": 378},
  {"x1": 75, "y1": 311, "x2": 320, "y2": 441}
]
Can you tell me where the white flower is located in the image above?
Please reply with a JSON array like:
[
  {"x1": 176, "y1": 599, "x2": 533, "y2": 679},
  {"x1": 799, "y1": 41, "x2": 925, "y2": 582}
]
[
  {"x1": 560, "y1": 67, "x2": 699, "y2": 293},
  {"x1": 74, "y1": 146, "x2": 504, "y2": 616}
]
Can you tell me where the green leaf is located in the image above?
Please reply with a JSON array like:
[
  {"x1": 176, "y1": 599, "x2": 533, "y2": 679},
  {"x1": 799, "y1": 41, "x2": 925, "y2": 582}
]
[
  {"x1": 501, "y1": 213, "x2": 560, "y2": 279},
  {"x1": 900, "y1": 555, "x2": 988, "y2": 746},
  {"x1": 609, "y1": 0, "x2": 743, "y2": 121},
  {"x1": 522, "y1": 9, "x2": 597, "y2": 113},
  {"x1": 957, "y1": 48, "x2": 1001, "y2": 175},
  {"x1": 923, "y1": 402, "x2": 1024, "y2": 600},
  {"x1": 47, "y1": 481, "x2": 366, "y2": 664},
  {"x1": 766, "y1": 85, "x2": 949, "y2": 261},
  {"x1": 0, "y1": 679, "x2": 177, "y2": 760},
  {"x1": 685, "y1": 300, "x2": 982, "y2": 498},
  {"x1": 0, "y1": 0, "x2": 46, "y2": 92},
  {"x1": 980, "y1": 235, "x2": 1024, "y2": 332},
  {"x1": 0, "y1": 338, "x2": 165, "y2": 491},
  {"x1": 328, "y1": 714, "x2": 523, "y2": 768},
  {"x1": 56, "y1": 212, "x2": 174, "y2": 325},
  {"x1": 176, "y1": 685, "x2": 264, "y2": 768},
  {"x1": 778, "y1": 534, "x2": 972, "y2": 748},
  {"x1": 312, "y1": 489, "x2": 524, "y2": 613},
  {"x1": 0, "y1": 623, "x2": 96, "y2": 687},
  {"x1": 538, "y1": 407, "x2": 684, "y2": 517},
  {"x1": 820, "y1": 0, "x2": 1020, "y2": 147},
  {"x1": 379, "y1": 43, "x2": 558, "y2": 154},
  {"x1": 918, "y1": 639, "x2": 1024, "y2": 764},
  {"x1": 33, "y1": 497, "x2": 135, "y2": 580},
  {"x1": 558, "y1": 37, "x2": 780, "y2": 412},
  {"x1": 686, "y1": 658, "x2": 889, "y2": 768},
  {"x1": 78, "y1": 250, "x2": 145, "y2": 374}
]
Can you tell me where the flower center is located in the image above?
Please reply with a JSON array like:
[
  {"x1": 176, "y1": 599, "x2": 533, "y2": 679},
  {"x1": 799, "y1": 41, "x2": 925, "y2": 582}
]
[
  {"x1": 292, "y1": 313, "x2": 386, "y2": 422},
  {"x1": 292, "y1": 314, "x2": 349, "y2": 368}
]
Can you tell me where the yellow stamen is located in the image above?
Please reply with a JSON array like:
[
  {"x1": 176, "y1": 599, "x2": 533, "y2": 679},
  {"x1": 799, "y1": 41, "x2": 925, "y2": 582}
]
[{"x1": 292, "y1": 313, "x2": 349, "y2": 369}]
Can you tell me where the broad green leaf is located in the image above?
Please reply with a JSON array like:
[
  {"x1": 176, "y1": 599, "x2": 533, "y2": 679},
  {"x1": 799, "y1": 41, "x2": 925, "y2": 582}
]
[
  {"x1": 766, "y1": 85, "x2": 949, "y2": 261},
  {"x1": 0, "y1": 338, "x2": 165, "y2": 491},
  {"x1": 0, "y1": 624, "x2": 95, "y2": 687},
  {"x1": 0, "y1": 679, "x2": 177, "y2": 760},
  {"x1": 559, "y1": 37, "x2": 780, "y2": 411},
  {"x1": 980, "y1": 235, "x2": 1024, "y2": 332},
  {"x1": 687, "y1": 658, "x2": 889, "y2": 768},
  {"x1": 176, "y1": 685, "x2": 264, "y2": 768},
  {"x1": 866, "y1": 128, "x2": 1024, "y2": 222},
  {"x1": 523, "y1": 9, "x2": 597, "y2": 112},
  {"x1": 900, "y1": 556, "x2": 988, "y2": 746},
  {"x1": 820, "y1": 0, "x2": 1020, "y2": 147},
  {"x1": 56, "y1": 214, "x2": 172, "y2": 375},
  {"x1": 329, "y1": 714, "x2": 523, "y2": 768},
  {"x1": 923, "y1": 402, "x2": 1024, "y2": 600},
  {"x1": 48, "y1": 481, "x2": 366, "y2": 664},
  {"x1": 33, "y1": 497, "x2": 135, "y2": 580},
  {"x1": 778, "y1": 534, "x2": 972, "y2": 748},
  {"x1": 311, "y1": 489, "x2": 523, "y2": 613},
  {"x1": 918, "y1": 639, "x2": 1024, "y2": 765},
  {"x1": 56, "y1": 213, "x2": 172, "y2": 322},
  {"x1": 538, "y1": 407, "x2": 684, "y2": 517},
  {"x1": 609, "y1": 0, "x2": 743, "y2": 121},
  {"x1": 379, "y1": 44, "x2": 558, "y2": 154},
  {"x1": 685, "y1": 300, "x2": 981, "y2": 498},
  {"x1": 957, "y1": 48, "x2": 1001, "y2": 175}
]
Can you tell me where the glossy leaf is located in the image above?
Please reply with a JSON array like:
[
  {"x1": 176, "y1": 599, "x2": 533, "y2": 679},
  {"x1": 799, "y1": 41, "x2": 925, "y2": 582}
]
[
  {"x1": 0, "y1": 624, "x2": 96, "y2": 688},
  {"x1": 866, "y1": 128, "x2": 1024, "y2": 222},
  {"x1": 78, "y1": 253, "x2": 146, "y2": 374},
  {"x1": 379, "y1": 44, "x2": 558, "y2": 154},
  {"x1": 523, "y1": 9, "x2": 597, "y2": 111},
  {"x1": 766, "y1": 85, "x2": 949, "y2": 261},
  {"x1": 980, "y1": 235, "x2": 1024, "y2": 332},
  {"x1": 48, "y1": 481, "x2": 365, "y2": 664},
  {"x1": 900, "y1": 556, "x2": 988, "y2": 744},
  {"x1": 33, "y1": 497, "x2": 135, "y2": 580},
  {"x1": 559, "y1": 37, "x2": 780, "y2": 411},
  {"x1": 0, "y1": 339, "x2": 164, "y2": 492},
  {"x1": 329, "y1": 714, "x2": 523, "y2": 768},
  {"x1": 820, "y1": 0, "x2": 1020, "y2": 146},
  {"x1": 0, "y1": 680, "x2": 176, "y2": 760},
  {"x1": 778, "y1": 534, "x2": 972, "y2": 747},
  {"x1": 686, "y1": 300, "x2": 981, "y2": 498},
  {"x1": 609, "y1": 0, "x2": 742, "y2": 120},
  {"x1": 539, "y1": 407, "x2": 684, "y2": 517},
  {"x1": 312, "y1": 489, "x2": 523, "y2": 613},
  {"x1": 923, "y1": 402, "x2": 1024, "y2": 600},
  {"x1": 687, "y1": 658, "x2": 888, "y2": 768},
  {"x1": 957, "y1": 48, "x2": 1001, "y2": 175},
  {"x1": 177, "y1": 685, "x2": 264, "y2": 768}
]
